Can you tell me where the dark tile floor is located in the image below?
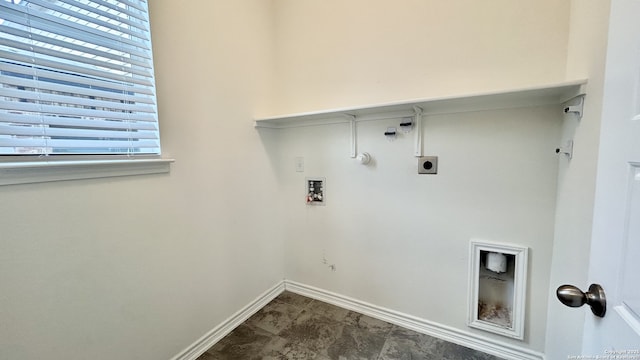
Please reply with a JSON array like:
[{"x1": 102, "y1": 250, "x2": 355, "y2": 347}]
[{"x1": 197, "y1": 291, "x2": 504, "y2": 360}]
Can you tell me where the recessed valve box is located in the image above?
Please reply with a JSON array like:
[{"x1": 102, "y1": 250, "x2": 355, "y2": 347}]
[
  {"x1": 306, "y1": 177, "x2": 325, "y2": 206},
  {"x1": 468, "y1": 240, "x2": 528, "y2": 340}
]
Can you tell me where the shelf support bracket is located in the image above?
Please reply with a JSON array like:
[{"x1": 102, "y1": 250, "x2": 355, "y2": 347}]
[
  {"x1": 345, "y1": 114, "x2": 357, "y2": 158},
  {"x1": 563, "y1": 94, "x2": 585, "y2": 120},
  {"x1": 413, "y1": 106, "x2": 423, "y2": 157}
]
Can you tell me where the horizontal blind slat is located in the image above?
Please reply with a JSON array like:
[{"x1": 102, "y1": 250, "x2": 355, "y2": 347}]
[
  {"x1": 0, "y1": 2, "x2": 150, "y2": 50},
  {"x1": 0, "y1": 50, "x2": 154, "y2": 87},
  {"x1": 0, "y1": 124, "x2": 159, "y2": 139},
  {"x1": 0, "y1": 100, "x2": 157, "y2": 122},
  {"x1": 0, "y1": 72, "x2": 156, "y2": 105},
  {"x1": 55, "y1": 0, "x2": 149, "y2": 32},
  {"x1": 26, "y1": 0, "x2": 150, "y2": 41},
  {"x1": 0, "y1": 61, "x2": 156, "y2": 96},
  {"x1": 62, "y1": 0, "x2": 149, "y2": 23},
  {"x1": 116, "y1": 0, "x2": 148, "y2": 14},
  {"x1": 0, "y1": 25, "x2": 152, "y2": 69},
  {"x1": 0, "y1": 138, "x2": 160, "y2": 150},
  {"x1": 0, "y1": 87, "x2": 157, "y2": 113},
  {"x1": 0, "y1": 4, "x2": 151, "y2": 58},
  {"x1": 0, "y1": 112, "x2": 159, "y2": 131},
  {"x1": 0, "y1": 37, "x2": 153, "y2": 78}
]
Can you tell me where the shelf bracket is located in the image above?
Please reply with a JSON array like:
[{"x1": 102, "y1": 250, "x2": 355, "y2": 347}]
[
  {"x1": 563, "y1": 94, "x2": 585, "y2": 120},
  {"x1": 345, "y1": 114, "x2": 357, "y2": 158},
  {"x1": 413, "y1": 106, "x2": 423, "y2": 157},
  {"x1": 556, "y1": 140, "x2": 574, "y2": 159}
]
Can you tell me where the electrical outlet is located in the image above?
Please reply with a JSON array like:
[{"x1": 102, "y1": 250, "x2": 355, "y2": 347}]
[{"x1": 418, "y1": 156, "x2": 438, "y2": 174}]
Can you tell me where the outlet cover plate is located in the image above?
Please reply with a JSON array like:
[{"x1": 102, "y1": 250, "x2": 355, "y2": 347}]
[{"x1": 418, "y1": 156, "x2": 438, "y2": 174}]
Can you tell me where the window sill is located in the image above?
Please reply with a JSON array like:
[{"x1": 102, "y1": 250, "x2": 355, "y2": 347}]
[{"x1": 0, "y1": 158, "x2": 174, "y2": 186}]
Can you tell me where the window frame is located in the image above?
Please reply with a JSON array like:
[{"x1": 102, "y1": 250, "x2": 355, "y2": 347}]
[{"x1": 0, "y1": 0, "x2": 171, "y2": 185}]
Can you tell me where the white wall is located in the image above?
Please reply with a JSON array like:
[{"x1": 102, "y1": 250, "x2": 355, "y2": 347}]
[
  {"x1": 271, "y1": 107, "x2": 561, "y2": 352},
  {"x1": 0, "y1": 1, "x2": 607, "y2": 358},
  {"x1": 0, "y1": 1, "x2": 283, "y2": 359},
  {"x1": 544, "y1": 1, "x2": 611, "y2": 358},
  {"x1": 267, "y1": 0, "x2": 572, "y2": 353},
  {"x1": 270, "y1": 0, "x2": 570, "y2": 115}
]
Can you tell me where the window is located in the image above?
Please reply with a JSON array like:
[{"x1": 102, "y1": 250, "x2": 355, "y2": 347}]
[{"x1": 0, "y1": 0, "x2": 161, "y2": 157}]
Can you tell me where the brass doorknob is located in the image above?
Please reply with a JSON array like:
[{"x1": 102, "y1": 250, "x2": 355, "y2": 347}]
[{"x1": 556, "y1": 284, "x2": 606, "y2": 317}]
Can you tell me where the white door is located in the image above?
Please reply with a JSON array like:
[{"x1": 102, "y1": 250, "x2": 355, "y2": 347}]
[{"x1": 582, "y1": 0, "x2": 640, "y2": 353}]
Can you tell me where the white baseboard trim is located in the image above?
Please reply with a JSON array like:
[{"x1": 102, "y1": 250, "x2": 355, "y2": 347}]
[
  {"x1": 170, "y1": 279, "x2": 544, "y2": 360},
  {"x1": 170, "y1": 281, "x2": 285, "y2": 360},
  {"x1": 284, "y1": 280, "x2": 544, "y2": 360}
]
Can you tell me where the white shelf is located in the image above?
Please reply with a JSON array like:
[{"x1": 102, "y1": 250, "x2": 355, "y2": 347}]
[{"x1": 254, "y1": 79, "x2": 587, "y2": 129}]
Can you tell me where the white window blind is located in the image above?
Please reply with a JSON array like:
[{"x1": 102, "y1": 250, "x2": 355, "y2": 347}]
[{"x1": 0, "y1": 0, "x2": 160, "y2": 156}]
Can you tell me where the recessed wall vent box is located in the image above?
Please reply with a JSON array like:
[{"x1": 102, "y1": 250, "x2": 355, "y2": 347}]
[{"x1": 468, "y1": 240, "x2": 528, "y2": 340}]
